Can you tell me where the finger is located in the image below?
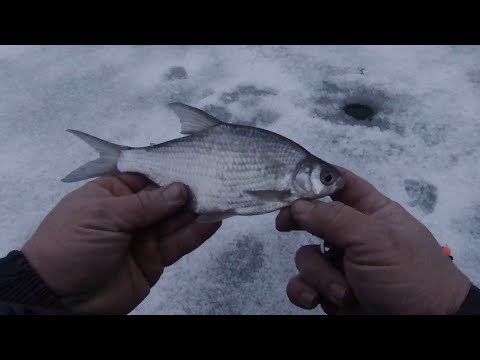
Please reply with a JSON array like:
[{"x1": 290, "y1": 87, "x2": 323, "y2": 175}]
[
  {"x1": 130, "y1": 229, "x2": 165, "y2": 287},
  {"x1": 143, "y1": 183, "x2": 160, "y2": 192},
  {"x1": 286, "y1": 274, "x2": 320, "y2": 309},
  {"x1": 158, "y1": 220, "x2": 222, "y2": 267},
  {"x1": 93, "y1": 173, "x2": 153, "y2": 196},
  {"x1": 323, "y1": 243, "x2": 346, "y2": 273},
  {"x1": 112, "y1": 182, "x2": 189, "y2": 230},
  {"x1": 286, "y1": 274, "x2": 340, "y2": 314},
  {"x1": 321, "y1": 301, "x2": 339, "y2": 315},
  {"x1": 150, "y1": 210, "x2": 198, "y2": 237},
  {"x1": 295, "y1": 245, "x2": 352, "y2": 307},
  {"x1": 131, "y1": 210, "x2": 198, "y2": 287},
  {"x1": 331, "y1": 166, "x2": 391, "y2": 215},
  {"x1": 114, "y1": 173, "x2": 154, "y2": 192},
  {"x1": 291, "y1": 199, "x2": 370, "y2": 249},
  {"x1": 276, "y1": 207, "x2": 300, "y2": 232}
]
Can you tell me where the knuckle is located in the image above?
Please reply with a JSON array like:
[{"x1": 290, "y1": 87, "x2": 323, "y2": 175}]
[
  {"x1": 176, "y1": 182, "x2": 189, "y2": 199},
  {"x1": 134, "y1": 191, "x2": 153, "y2": 225},
  {"x1": 85, "y1": 180, "x2": 100, "y2": 189}
]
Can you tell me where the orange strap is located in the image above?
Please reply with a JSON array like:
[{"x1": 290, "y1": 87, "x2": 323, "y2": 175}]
[{"x1": 442, "y1": 246, "x2": 452, "y2": 257}]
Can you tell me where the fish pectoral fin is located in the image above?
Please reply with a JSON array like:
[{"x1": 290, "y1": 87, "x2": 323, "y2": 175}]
[
  {"x1": 196, "y1": 209, "x2": 237, "y2": 223},
  {"x1": 168, "y1": 103, "x2": 224, "y2": 135},
  {"x1": 245, "y1": 190, "x2": 294, "y2": 203}
]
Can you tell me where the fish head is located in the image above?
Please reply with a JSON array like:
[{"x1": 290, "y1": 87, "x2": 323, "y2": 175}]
[{"x1": 292, "y1": 157, "x2": 345, "y2": 199}]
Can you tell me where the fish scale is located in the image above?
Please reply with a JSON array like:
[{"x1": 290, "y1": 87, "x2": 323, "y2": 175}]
[{"x1": 62, "y1": 103, "x2": 345, "y2": 223}]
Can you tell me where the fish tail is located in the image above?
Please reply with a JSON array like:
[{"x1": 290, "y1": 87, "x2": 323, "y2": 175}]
[{"x1": 61, "y1": 129, "x2": 129, "y2": 183}]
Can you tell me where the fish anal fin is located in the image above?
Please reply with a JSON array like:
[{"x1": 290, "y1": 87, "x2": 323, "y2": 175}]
[{"x1": 196, "y1": 209, "x2": 237, "y2": 223}]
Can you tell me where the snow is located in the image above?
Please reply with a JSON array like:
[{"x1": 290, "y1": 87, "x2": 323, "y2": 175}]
[{"x1": 1, "y1": 45, "x2": 480, "y2": 314}]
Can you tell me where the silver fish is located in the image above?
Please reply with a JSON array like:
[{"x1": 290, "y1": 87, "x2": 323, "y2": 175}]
[{"x1": 62, "y1": 103, "x2": 345, "y2": 223}]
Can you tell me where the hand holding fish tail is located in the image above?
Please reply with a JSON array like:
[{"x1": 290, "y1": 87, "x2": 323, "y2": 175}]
[
  {"x1": 277, "y1": 167, "x2": 472, "y2": 315},
  {"x1": 21, "y1": 173, "x2": 221, "y2": 314}
]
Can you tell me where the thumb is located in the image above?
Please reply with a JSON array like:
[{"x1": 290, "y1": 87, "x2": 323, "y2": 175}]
[
  {"x1": 112, "y1": 182, "x2": 189, "y2": 230},
  {"x1": 290, "y1": 199, "x2": 370, "y2": 249}
]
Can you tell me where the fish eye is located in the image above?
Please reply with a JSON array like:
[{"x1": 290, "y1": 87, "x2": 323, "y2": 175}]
[{"x1": 321, "y1": 172, "x2": 335, "y2": 186}]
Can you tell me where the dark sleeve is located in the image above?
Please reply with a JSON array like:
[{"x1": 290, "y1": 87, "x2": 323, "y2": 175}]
[
  {"x1": 455, "y1": 283, "x2": 480, "y2": 315},
  {"x1": 0, "y1": 250, "x2": 73, "y2": 315}
]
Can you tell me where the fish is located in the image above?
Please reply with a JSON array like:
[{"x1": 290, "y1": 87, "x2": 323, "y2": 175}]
[{"x1": 62, "y1": 103, "x2": 345, "y2": 223}]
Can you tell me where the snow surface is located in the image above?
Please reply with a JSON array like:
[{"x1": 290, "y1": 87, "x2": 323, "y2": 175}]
[{"x1": 1, "y1": 45, "x2": 479, "y2": 314}]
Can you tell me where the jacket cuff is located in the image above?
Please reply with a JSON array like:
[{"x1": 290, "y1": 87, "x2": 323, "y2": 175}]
[
  {"x1": 0, "y1": 250, "x2": 68, "y2": 310},
  {"x1": 455, "y1": 283, "x2": 480, "y2": 315}
]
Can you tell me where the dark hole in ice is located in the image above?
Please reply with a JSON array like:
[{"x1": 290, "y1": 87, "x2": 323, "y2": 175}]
[
  {"x1": 165, "y1": 66, "x2": 188, "y2": 81},
  {"x1": 343, "y1": 103, "x2": 375, "y2": 121},
  {"x1": 404, "y1": 179, "x2": 438, "y2": 214}
]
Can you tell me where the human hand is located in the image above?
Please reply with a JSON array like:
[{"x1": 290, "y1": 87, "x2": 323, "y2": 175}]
[
  {"x1": 277, "y1": 167, "x2": 471, "y2": 315},
  {"x1": 22, "y1": 174, "x2": 221, "y2": 314}
]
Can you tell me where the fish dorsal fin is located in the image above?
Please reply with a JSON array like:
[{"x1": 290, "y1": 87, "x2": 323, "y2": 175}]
[{"x1": 169, "y1": 103, "x2": 223, "y2": 135}]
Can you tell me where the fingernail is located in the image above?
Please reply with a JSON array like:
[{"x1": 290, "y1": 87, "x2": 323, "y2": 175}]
[
  {"x1": 292, "y1": 200, "x2": 314, "y2": 216},
  {"x1": 299, "y1": 290, "x2": 319, "y2": 308},
  {"x1": 328, "y1": 283, "x2": 346, "y2": 306},
  {"x1": 163, "y1": 183, "x2": 185, "y2": 202}
]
